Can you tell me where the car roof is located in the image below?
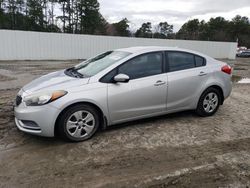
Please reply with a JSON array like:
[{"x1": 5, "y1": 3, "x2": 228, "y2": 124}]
[
  {"x1": 115, "y1": 46, "x2": 210, "y2": 59},
  {"x1": 116, "y1": 46, "x2": 178, "y2": 53}
]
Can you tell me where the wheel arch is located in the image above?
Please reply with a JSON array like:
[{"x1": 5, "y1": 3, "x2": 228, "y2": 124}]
[{"x1": 54, "y1": 101, "x2": 107, "y2": 137}]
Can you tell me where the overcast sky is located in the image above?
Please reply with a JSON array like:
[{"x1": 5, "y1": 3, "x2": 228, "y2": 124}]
[{"x1": 98, "y1": 0, "x2": 250, "y2": 32}]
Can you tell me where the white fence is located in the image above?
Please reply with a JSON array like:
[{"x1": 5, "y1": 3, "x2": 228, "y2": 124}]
[{"x1": 0, "y1": 30, "x2": 237, "y2": 60}]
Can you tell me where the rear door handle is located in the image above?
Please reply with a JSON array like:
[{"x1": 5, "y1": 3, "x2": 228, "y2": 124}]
[
  {"x1": 154, "y1": 80, "x2": 166, "y2": 86},
  {"x1": 198, "y1": 71, "x2": 207, "y2": 76}
]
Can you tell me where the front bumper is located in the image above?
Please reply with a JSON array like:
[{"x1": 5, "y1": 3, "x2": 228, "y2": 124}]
[{"x1": 14, "y1": 103, "x2": 60, "y2": 137}]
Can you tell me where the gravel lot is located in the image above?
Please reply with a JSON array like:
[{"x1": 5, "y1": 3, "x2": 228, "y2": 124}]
[{"x1": 0, "y1": 58, "x2": 250, "y2": 187}]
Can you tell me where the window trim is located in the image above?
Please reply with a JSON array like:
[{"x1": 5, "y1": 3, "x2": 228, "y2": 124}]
[
  {"x1": 165, "y1": 51, "x2": 207, "y2": 73},
  {"x1": 100, "y1": 51, "x2": 165, "y2": 83}
]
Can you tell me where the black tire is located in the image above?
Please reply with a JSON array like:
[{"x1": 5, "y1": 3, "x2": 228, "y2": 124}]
[
  {"x1": 57, "y1": 104, "x2": 100, "y2": 142},
  {"x1": 196, "y1": 87, "x2": 221, "y2": 117}
]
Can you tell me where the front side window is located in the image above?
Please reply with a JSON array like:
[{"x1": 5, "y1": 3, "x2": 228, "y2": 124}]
[
  {"x1": 167, "y1": 52, "x2": 195, "y2": 72},
  {"x1": 74, "y1": 51, "x2": 131, "y2": 77},
  {"x1": 118, "y1": 52, "x2": 163, "y2": 80}
]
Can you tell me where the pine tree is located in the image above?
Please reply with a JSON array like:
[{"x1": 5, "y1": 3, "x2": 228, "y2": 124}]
[
  {"x1": 58, "y1": 0, "x2": 73, "y2": 33},
  {"x1": 6, "y1": 0, "x2": 17, "y2": 29},
  {"x1": 0, "y1": 0, "x2": 5, "y2": 12},
  {"x1": 5, "y1": 0, "x2": 25, "y2": 29},
  {"x1": 112, "y1": 18, "x2": 130, "y2": 36},
  {"x1": 46, "y1": 0, "x2": 60, "y2": 32},
  {"x1": 26, "y1": 0, "x2": 44, "y2": 30},
  {"x1": 0, "y1": 0, "x2": 5, "y2": 28},
  {"x1": 77, "y1": 0, "x2": 106, "y2": 34},
  {"x1": 135, "y1": 22, "x2": 152, "y2": 38},
  {"x1": 57, "y1": 0, "x2": 66, "y2": 32},
  {"x1": 48, "y1": 0, "x2": 56, "y2": 25}
]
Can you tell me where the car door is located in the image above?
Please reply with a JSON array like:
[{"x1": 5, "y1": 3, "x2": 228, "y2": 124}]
[
  {"x1": 166, "y1": 51, "x2": 210, "y2": 111},
  {"x1": 106, "y1": 52, "x2": 168, "y2": 124}
]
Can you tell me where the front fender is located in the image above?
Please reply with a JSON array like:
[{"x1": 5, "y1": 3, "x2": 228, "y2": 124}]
[{"x1": 50, "y1": 83, "x2": 110, "y2": 124}]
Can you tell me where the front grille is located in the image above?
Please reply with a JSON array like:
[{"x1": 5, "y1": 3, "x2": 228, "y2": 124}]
[{"x1": 16, "y1": 95, "x2": 22, "y2": 106}]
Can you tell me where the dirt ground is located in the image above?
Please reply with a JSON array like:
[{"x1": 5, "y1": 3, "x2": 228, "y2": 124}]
[{"x1": 0, "y1": 58, "x2": 250, "y2": 188}]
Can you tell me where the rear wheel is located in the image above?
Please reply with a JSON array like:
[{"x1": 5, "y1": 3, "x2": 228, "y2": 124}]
[
  {"x1": 58, "y1": 104, "x2": 100, "y2": 142},
  {"x1": 196, "y1": 88, "x2": 221, "y2": 117}
]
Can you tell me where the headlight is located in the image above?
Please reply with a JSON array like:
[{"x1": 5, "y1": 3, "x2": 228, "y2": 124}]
[{"x1": 23, "y1": 90, "x2": 67, "y2": 106}]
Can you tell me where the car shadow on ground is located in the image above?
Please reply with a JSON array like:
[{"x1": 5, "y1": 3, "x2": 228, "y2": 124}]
[
  {"x1": 104, "y1": 110, "x2": 196, "y2": 132},
  {"x1": 21, "y1": 110, "x2": 196, "y2": 144}
]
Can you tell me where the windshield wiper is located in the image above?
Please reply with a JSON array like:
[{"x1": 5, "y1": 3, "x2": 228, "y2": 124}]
[{"x1": 65, "y1": 67, "x2": 84, "y2": 78}]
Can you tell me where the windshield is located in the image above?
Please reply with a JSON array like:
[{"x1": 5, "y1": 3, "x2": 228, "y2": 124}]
[{"x1": 74, "y1": 51, "x2": 131, "y2": 77}]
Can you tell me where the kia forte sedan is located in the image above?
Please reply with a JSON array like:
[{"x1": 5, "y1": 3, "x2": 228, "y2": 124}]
[{"x1": 14, "y1": 47, "x2": 232, "y2": 142}]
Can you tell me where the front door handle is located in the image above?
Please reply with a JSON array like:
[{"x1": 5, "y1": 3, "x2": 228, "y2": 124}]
[
  {"x1": 198, "y1": 71, "x2": 207, "y2": 76},
  {"x1": 154, "y1": 80, "x2": 166, "y2": 86}
]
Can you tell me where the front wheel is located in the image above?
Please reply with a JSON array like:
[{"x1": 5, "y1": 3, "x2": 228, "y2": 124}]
[
  {"x1": 196, "y1": 88, "x2": 221, "y2": 117},
  {"x1": 57, "y1": 104, "x2": 100, "y2": 142}
]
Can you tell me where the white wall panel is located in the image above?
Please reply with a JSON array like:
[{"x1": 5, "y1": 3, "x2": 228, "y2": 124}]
[{"x1": 0, "y1": 30, "x2": 237, "y2": 60}]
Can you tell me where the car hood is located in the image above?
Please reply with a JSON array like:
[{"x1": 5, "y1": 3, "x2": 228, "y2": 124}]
[{"x1": 23, "y1": 70, "x2": 89, "y2": 94}]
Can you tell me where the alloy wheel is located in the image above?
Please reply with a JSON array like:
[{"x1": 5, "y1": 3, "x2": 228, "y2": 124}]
[
  {"x1": 66, "y1": 110, "x2": 95, "y2": 138},
  {"x1": 203, "y1": 92, "x2": 219, "y2": 113}
]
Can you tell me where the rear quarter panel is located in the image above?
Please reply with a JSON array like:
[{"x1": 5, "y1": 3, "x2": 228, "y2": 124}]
[{"x1": 205, "y1": 60, "x2": 232, "y2": 100}]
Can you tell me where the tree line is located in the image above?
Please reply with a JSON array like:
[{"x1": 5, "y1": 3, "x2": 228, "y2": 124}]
[
  {"x1": 177, "y1": 16, "x2": 250, "y2": 47},
  {"x1": 0, "y1": 0, "x2": 250, "y2": 47},
  {"x1": 0, "y1": 0, "x2": 106, "y2": 33}
]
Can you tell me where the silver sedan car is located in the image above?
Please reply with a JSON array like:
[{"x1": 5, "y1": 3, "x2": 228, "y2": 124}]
[{"x1": 14, "y1": 47, "x2": 232, "y2": 142}]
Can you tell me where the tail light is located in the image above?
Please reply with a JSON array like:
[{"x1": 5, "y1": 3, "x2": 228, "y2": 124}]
[{"x1": 221, "y1": 65, "x2": 232, "y2": 75}]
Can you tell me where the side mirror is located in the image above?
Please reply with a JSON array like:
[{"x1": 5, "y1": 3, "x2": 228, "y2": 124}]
[{"x1": 113, "y1": 74, "x2": 130, "y2": 83}]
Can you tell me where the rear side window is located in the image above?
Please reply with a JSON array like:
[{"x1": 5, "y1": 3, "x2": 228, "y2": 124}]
[
  {"x1": 195, "y1": 56, "x2": 206, "y2": 67},
  {"x1": 118, "y1": 52, "x2": 163, "y2": 80},
  {"x1": 167, "y1": 52, "x2": 206, "y2": 72},
  {"x1": 167, "y1": 52, "x2": 195, "y2": 72}
]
